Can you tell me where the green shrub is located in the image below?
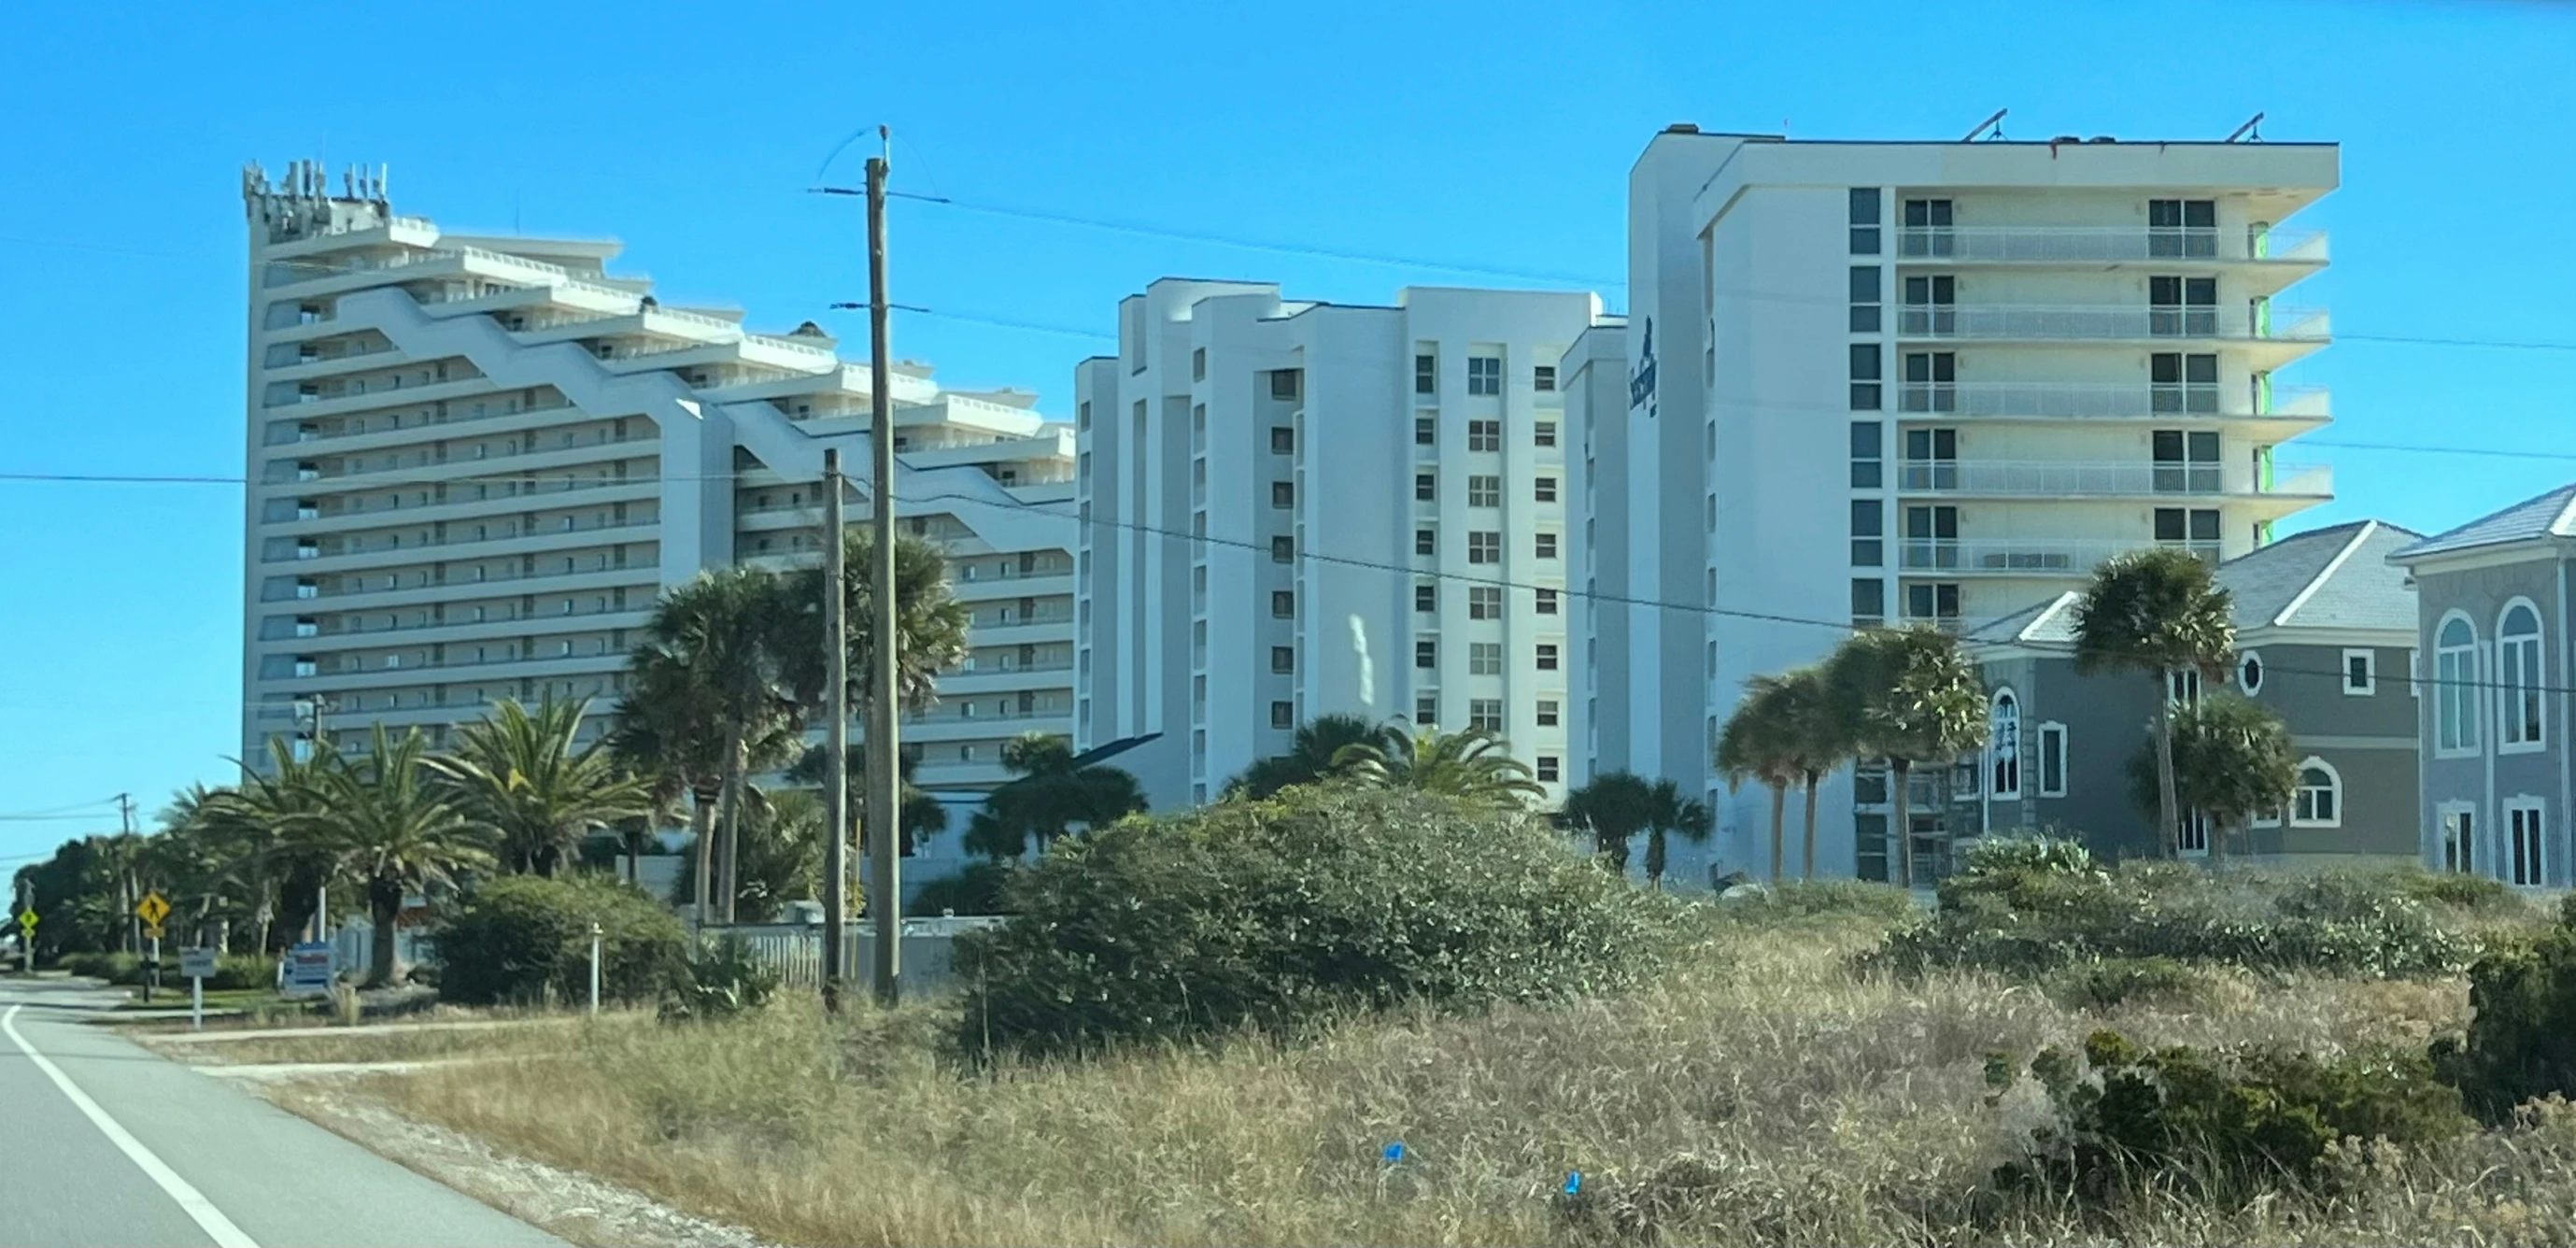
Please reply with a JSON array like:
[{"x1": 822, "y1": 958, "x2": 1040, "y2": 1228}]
[
  {"x1": 2433, "y1": 896, "x2": 2576, "y2": 1124},
  {"x1": 1992, "y1": 1028, "x2": 2469, "y2": 1203},
  {"x1": 2048, "y1": 956, "x2": 2224, "y2": 1013},
  {"x1": 954, "y1": 787, "x2": 1682, "y2": 1058},
  {"x1": 1715, "y1": 878, "x2": 1915, "y2": 924},
  {"x1": 658, "y1": 935, "x2": 779, "y2": 1023},
  {"x1": 2388, "y1": 868, "x2": 2518, "y2": 914},
  {"x1": 432, "y1": 874, "x2": 690, "y2": 1007},
  {"x1": 907, "y1": 859, "x2": 1014, "y2": 916}
]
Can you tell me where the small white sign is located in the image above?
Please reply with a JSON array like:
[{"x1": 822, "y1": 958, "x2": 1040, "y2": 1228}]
[
  {"x1": 179, "y1": 948, "x2": 218, "y2": 980},
  {"x1": 281, "y1": 942, "x2": 333, "y2": 998}
]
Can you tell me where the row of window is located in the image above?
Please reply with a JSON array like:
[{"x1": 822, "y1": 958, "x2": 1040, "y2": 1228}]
[
  {"x1": 1412, "y1": 528, "x2": 1560, "y2": 561},
  {"x1": 1413, "y1": 473, "x2": 1560, "y2": 505},
  {"x1": 1411, "y1": 639, "x2": 1564, "y2": 673},
  {"x1": 1851, "y1": 191, "x2": 2222, "y2": 259},
  {"x1": 2435, "y1": 603, "x2": 2549, "y2": 755},
  {"x1": 2440, "y1": 802, "x2": 2551, "y2": 887},
  {"x1": 1414, "y1": 584, "x2": 1562, "y2": 616}
]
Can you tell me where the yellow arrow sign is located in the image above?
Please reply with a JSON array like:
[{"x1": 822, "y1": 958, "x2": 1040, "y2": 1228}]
[
  {"x1": 14, "y1": 911, "x2": 32, "y2": 934},
  {"x1": 135, "y1": 891, "x2": 170, "y2": 927}
]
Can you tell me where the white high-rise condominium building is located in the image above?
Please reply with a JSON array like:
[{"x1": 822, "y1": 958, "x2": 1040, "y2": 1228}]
[
  {"x1": 238, "y1": 161, "x2": 1074, "y2": 814},
  {"x1": 1593, "y1": 127, "x2": 2337, "y2": 883},
  {"x1": 1075, "y1": 280, "x2": 1613, "y2": 808}
]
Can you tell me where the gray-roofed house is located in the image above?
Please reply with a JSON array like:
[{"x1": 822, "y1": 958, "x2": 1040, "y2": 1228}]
[
  {"x1": 2389, "y1": 484, "x2": 2576, "y2": 888},
  {"x1": 1956, "y1": 520, "x2": 2422, "y2": 867}
]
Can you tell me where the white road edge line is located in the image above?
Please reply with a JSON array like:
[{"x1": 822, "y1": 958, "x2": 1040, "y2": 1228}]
[{"x1": 3, "y1": 1002, "x2": 262, "y2": 1248}]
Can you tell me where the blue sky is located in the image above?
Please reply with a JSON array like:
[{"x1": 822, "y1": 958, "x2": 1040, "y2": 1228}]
[{"x1": 2, "y1": 0, "x2": 2570, "y2": 859}]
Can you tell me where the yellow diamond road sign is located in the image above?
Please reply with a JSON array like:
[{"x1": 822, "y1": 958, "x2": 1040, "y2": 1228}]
[
  {"x1": 14, "y1": 910, "x2": 32, "y2": 934},
  {"x1": 135, "y1": 891, "x2": 170, "y2": 927}
]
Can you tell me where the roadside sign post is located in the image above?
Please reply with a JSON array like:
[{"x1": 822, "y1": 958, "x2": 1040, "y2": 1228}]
[
  {"x1": 134, "y1": 891, "x2": 171, "y2": 1004},
  {"x1": 179, "y1": 948, "x2": 217, "y2": 1032},
  {"x1": 14, "y1": 910, "x2": 33, "y2": 974},
  {"x1": 587, "y1": 922, "x2": 602, "y2": 1015},
  {"x1": 281, "y1": 942, "x2": 333, "y2": 999}
]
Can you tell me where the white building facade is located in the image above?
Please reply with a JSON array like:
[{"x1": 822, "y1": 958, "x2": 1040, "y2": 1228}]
[
  {"x1": 1596, "y1": 128, "x2": 2338, "y2": 883},
  {"x1": 1074, "y1": 280, "x2": 1612, "y2": 809},
  {"x1": 238, "y1": 161, "x2": 1075, "y2": 810}
]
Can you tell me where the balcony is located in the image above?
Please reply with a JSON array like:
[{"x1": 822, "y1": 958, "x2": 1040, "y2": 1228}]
[
  {"x1": 1894, "y1": 459, "x2": 2331, "y2": 500},
  {"x1": 1898, "y1": 382, "x2": 2330, "y2": 424},
  {"x1": 1897, "y1": 226, "x2": 2328, "y2": 266},
  {"x1": 1900, "y1": 538, "x2": 2222, "y2": 575},
  {"x1": 1895, "y1": 304, "x2": 2329, "y2": 345}
]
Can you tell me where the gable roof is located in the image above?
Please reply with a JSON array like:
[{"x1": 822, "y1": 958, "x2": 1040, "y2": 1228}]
[
  {"x1": 1962, "y1": 590, "x2": 2082, "y2": 648},
  {"x1": 2392, "y1": 483, "x2": 2576, "y2": 562},
  {"x1": 2221, "y1": 519, "x2": 2422, "y2": 633}
]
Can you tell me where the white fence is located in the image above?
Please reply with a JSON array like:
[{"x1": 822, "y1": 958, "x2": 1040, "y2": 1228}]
[{"x1": 705, "y1": 918, "x2": 1006, "y2": 994}]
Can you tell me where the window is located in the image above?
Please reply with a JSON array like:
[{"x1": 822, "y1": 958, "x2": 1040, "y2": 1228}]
[
  {"x1": 2440, "y1": 805, "x2": 2477, "y2": 874},
  {"x1": 1414, "y1": 416, "x2": 1436, "y2": 447},
  {"x1": 1469, "y1": 699, "x2": 1504, "y2": 732},
  {"x1": 1535, "y1": 532, "x2": 1558, "y2": 560},
  {"x1": 2177, "y1": 810, "x2": 2211, "y2": 857},
  {"x1": 1415, "y1": 583, "x2": 1437, "y2": 614},
  {"x1": 1271, "y1": 590, "x2": 1295, "y2": 618},
  {"x1": 2147, "y1": 199, "x2": 2217, "y2": 257},
  {"x1": 1849, "y1": 265, "x2": 1882, "y2": 333},
  {"x1": 1468, "y1": 532, "x2": 1501, "y2": 563},
  {"x1": 1851, "y1": 577, "x2": 1886, "y2": 625},
  {"x1": 1467, "y1": 475, "x2": 1501, "y2": 507},
  {"x1": 1269, "y1": 426, "x2": 1295, "y2": 454},
  {"x1": 2436, "y1": 614, "x2": 2479, "y2": 754},
  {"x1": 1192, "y1": 347, "x2": 1206, "y2": 381},
  {"x1": 1848, "y1": 187, "x2": 1881, "y2": 254},
  {"x1": 1416, "y1": 691, "x2": 1439, "y2": 725},
  {"x1": 1416, "y1": 639, "x2": 1437, "y2": 668},
  {"x1": 1470, "y1": 643, "x2": 1503, "y2": 675},
  {"x1": 1269, "y1": 369, "x2": 1301, "y2": 401},
  {"x1": 1849, "y1": 344, "x2": 1882, "y2": 410},
  {"x1": 1414, "y1": 352, "x2": 1437, "y2": 396},
  {"x1": 1536, "y1": 699, "x2": 1561, "y2": 727},
  {"x1": 1269, "y1": 643, "x2": 1294, "y2": 673},
  {"x1": 1467, "y1": 420, "x2": 1502, "y2": 452},
  {"x1": 1077, "y1": 400, "x2": 1090, "y2": 431},
  {"x1": 1269, "y1": 700, "x2": 1294, "y2": 729},
  {"x1": 2153, "y1": 507, "x2": 2221, "y2": 546},
  {"x1": 2342, "y1": 648, "x2": 2377, "y2": 696},
  {"x1": 2148, "y1": 276, "x2": 2218, "y2": 336},
  {"x1": 2167, "y1": 666, "x2": 2203, "y2": 706},
  {"x1": 2150, "y1": 352, "x2": 2220, "y2": 415},
  {"x1": 1534, "y1": 476, "x2": 1558, "y2": 503},
  {"x1": 1468, "y1": 586, "x2": 1502, "y2": 619},
  {"x1": 1536, "y1": 756, "x2": 1561, "y2": 783},
  {"x1": 1989, "y1": 690, "x2": 2021, "y2": 799},
  {"x1": 1902, "y1": 274, "x2": 1956, "y2": 335},
  {"x1": 1850, "y1": 499, "x2": 1883, "y2": 567},
  {"x1": 1901, "y1": 198, "x2": 1955, "y2": 256},
  {"x1": 293, "y1": 617, "x2": 318, "y2": 638},
  {"x1": 1905, "y1": 582, "x2": 1960, "y2": 625},
  {"x1": 2151, "y1": 430, "x2": 2222, "y2": 493},
  {"x1": 2238, "y1": 650, "x2": 2265, "y2": 694},
  {"x1": 291, "y1": 656, "x2": 317, "y2": 677},
  {"x1": 1416, "y1": 528, "x2": 1437, "y2": 557},
  {"x1": 1415, "y1": 472, "x2": 1437, "y2": 502},
  {"x1": 2500, "y1": 601, "x2": 2544, "y2": 748},
  {"x1": 1466, "y1": 356, "x2": 1502, "y2": 396},
  {"x1": 1271, "y1": 481, "x2": 1295, "y2": 508},
  {"x1": 2292, "y1": 759, "x2": 2342, "y2": 827},
  {"x1": 1535, "y1": 588, "x2": 1559, "y2": 615},
  {"x1": 1534, "y1": 421, "x2": 1556, "y2": 447},
  {"x1": 1536, "y1": 643, "x2": 1560, "y2": 671},
  {"x1": 2510, "y1": 801, "x2": 2547, "y2": 886},
  {"x1": 1850, "y1": 420, "x2": 1882, "y2": 488},
  {"x1": 2037, "y1": 722, "x2": 2068, "y2": 797},
  {"x1": 1534, "y1": 364, "x2": 1556, "y2": 392}
]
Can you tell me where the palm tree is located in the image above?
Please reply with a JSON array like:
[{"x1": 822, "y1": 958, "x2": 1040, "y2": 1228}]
[
  {"x1": 1642, "y1": 778, "x2": 1714, "y2": 888},
  {"x1": 631, "y1": 568, "x2": 803, "y2": 923},
  {"x1": 962, "y1": 733, "x2": 1147, "y2": 859},
  {"x1": 1223, "y1": 713, "x2": 1379, "y2": 800},
  {"x1": 779, "y1": 527, "x2": 973, "y2": 725},
  {"x1": 289, "y1": 725, "x2": 499, "y2": 986},
  {"x1": 2124, "y1": 692, "x2": 2296, "y2": 860},
  {"x1": 208, "y1": 733, "x2": 339, "y2": 950},
  {"x1": 610, "y1": 647, "x2": 726, "y2": 895},
  {"x1": 786, "y1": 744, "x2": 950, "y2": 857},
  {"x1": 1559, "y1": 770, "x2": 1658, "y2": 872},
  {"x1": 430, "y1": 696, "x2": 652, "y2": 876},
  {"x1": 1776, "y1": 667, "x2": 1845, "y2": 879},
  {"x1": 1716, "y1": 675, "x2": 1805, "y2": 881},
  {"x1": 1827, "y1": 627, "x2": 1989, "y2": 888},
  {"x1": 1331, "y1": 722, "x2": 1545, "y2": 808},
  {"x1": 2073, "y1": 547, "x2": 2236, "y2": 858}
]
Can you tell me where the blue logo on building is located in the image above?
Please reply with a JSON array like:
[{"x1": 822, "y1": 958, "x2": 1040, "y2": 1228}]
[{"x1": 1628, "y1": 318, "x2": 1657, "y2": 418}]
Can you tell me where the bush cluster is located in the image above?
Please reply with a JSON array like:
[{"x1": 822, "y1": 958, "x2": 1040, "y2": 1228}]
[
  {"x1": 1992, "y1": 1028, "x2": 2470, "y2": 1202},
  {"x1": 432, "y1": 874, "x2": 691, "y2": 1007},
  {"x1": 1713, "y1": 877, "x2": 1916, "y2": 924},
  {"x1": 57, "y1": 950, "x2": 275, "y2": 990},
  {"x1": 1871, "y1": 838, "x2": 2470, "y2": 980},
  {"x1": 658, "y1": 934, "x2": 780, "y2": 1023},
  {"x1": 954, "y1": 786, "x2": 1683, "y2": 1057},
  {"x1": 2435, "y1": 895, "x2": 2576, "y2": 1124}
]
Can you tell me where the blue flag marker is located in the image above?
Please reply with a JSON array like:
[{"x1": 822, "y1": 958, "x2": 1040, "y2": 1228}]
[
  {"x1": 1564, "y1": 1170, "x2": 1581, "y2": 1195},
  {"x1": 1381, "y1": 1142, "x2": 1405, "y2": 1164}
]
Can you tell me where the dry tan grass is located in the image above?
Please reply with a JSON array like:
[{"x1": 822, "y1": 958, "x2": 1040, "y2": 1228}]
[{"x1": 290, "y1": 908, "x2": 2576, "y2": 1247}]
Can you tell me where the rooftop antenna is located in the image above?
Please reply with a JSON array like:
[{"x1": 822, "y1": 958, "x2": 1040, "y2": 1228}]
[
  {"x1": 1960, "y1": 108, "x2": 2008, "y2": 142},
  {"x1": 2225, "y1": 112, "x2": 2265, "y2": 143}
]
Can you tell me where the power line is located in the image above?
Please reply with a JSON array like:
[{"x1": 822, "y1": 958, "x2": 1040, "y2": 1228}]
[{"x1": 0, "y1": 797, "x2": 124, "y2": 819}]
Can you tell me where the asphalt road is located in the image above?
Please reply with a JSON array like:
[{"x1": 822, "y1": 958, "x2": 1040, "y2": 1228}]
[{"x1": 0, "y1": 977, "x2": 562, "y2": 1248}]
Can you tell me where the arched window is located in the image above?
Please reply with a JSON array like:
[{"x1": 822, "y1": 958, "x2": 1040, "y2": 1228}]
[
  {"x1": 2238, "y1": 650, "x2": 2265, "y2": 695},
  {"x1": 2291, "y1": 758, "x2": 2342, "y2": 827},
  {"x1": 2499, "y1": 601, "x2": 2544, "y2": 749},
  {"x1": 1989, "y1": 689, "x2": 2021, "y2": 799},
  {"x1": 2435, "y1": 614, "x2": 2480, "y2": 755}
]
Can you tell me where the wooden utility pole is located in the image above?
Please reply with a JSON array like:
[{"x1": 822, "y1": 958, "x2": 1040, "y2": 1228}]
[
  {"x1": 820, "y1": 447, "x2": 850, "y2": 1013},
  {"x1": 864, "y1": 138, "x2": 902, "y2": 1007}
]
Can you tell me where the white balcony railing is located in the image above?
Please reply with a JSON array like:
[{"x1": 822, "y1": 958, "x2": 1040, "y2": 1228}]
[
  {"x1": 1900, "y1": 538, "x2": 2224, "y2": 574},
  {"x1": 1895, "y1": 460, "x2": 2332, "y2": 498},
  {"x1": 1896, "y1": 304, "x2": 2330, "y2": 343},
  {"x1": 1897, "y1": 382, "x2": 2330, "y2": 421},
  {"x1": 1897, "y1": 226, "x2": 2328, "y2": 264}
]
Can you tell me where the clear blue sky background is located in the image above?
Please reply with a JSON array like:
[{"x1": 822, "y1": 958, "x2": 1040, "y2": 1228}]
[{"x1": 2, "y1": 0, "x2": 2569, "y2": 860}]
